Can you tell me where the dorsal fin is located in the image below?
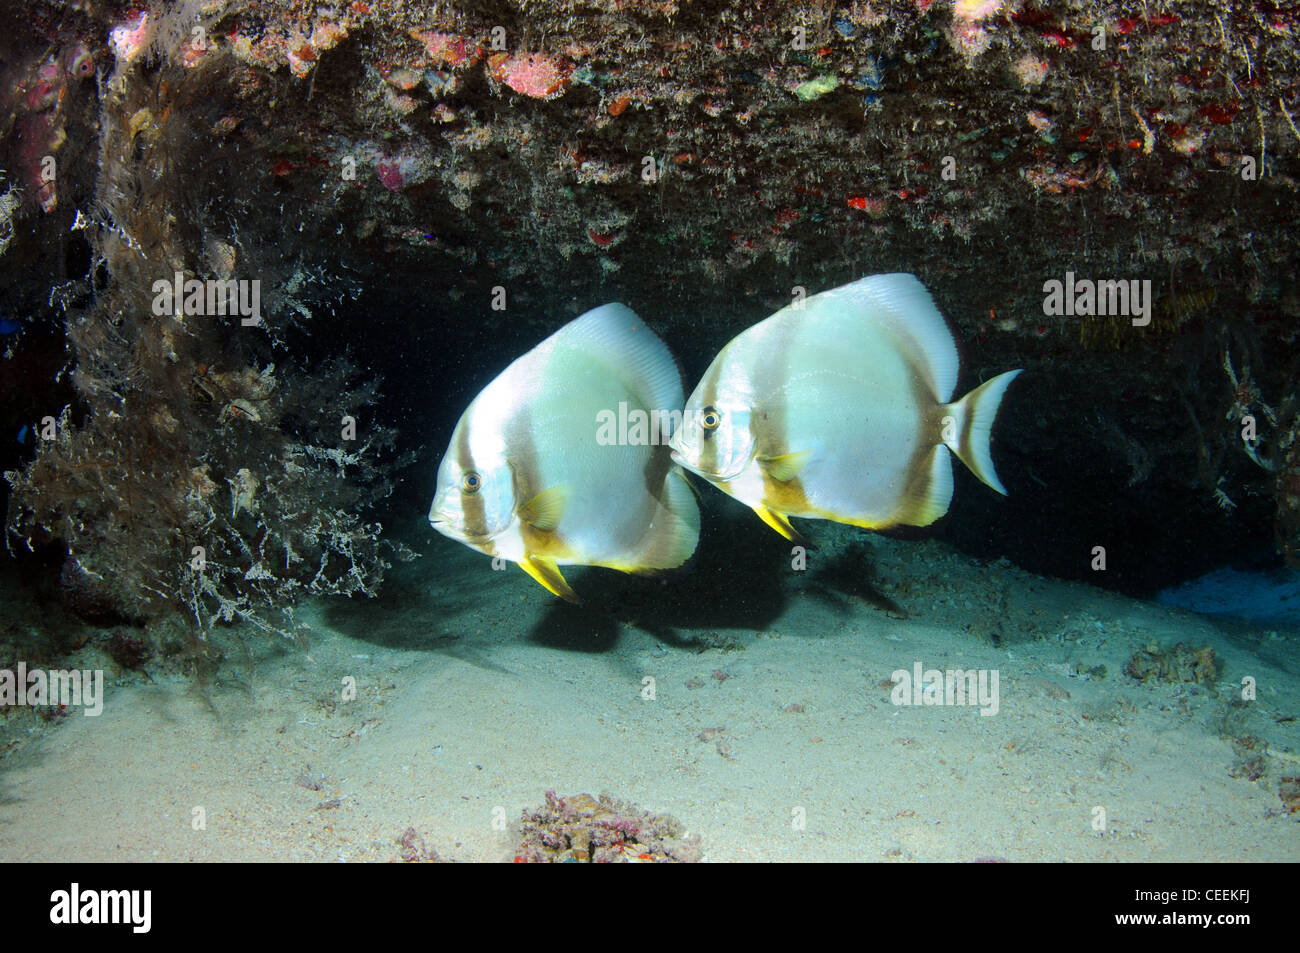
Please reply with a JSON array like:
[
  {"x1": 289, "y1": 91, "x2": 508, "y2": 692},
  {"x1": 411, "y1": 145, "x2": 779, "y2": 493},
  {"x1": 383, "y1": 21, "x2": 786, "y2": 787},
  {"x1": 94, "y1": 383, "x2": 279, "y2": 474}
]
[
  {"x1": 544, "y1": 304, "x2": 685, "y2": 433},
  {"x1": 809, "y1": 273, "x2": 960, "y2": 401}
]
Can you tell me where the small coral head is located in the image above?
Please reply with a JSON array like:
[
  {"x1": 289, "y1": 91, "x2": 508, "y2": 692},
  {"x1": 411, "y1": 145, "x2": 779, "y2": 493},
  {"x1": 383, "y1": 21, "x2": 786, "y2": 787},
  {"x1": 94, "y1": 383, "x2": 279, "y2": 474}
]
[
  {"x1": 110, "y1": 11, "x2": 150, "y2": 64},
  {"x1": 492, "y1": 53, "x2": 572, "y2": 99},
  {"x1": 65, "y1": 44, "x2": 95, "y2": 80},
  {"x1": 952, "y1": 0, "x2": 1004, "y2": 20}
]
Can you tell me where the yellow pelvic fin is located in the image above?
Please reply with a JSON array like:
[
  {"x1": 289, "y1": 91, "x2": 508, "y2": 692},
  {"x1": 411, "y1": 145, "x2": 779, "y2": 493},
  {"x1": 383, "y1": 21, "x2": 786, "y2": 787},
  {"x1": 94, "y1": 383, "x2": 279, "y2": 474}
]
[
  {"x1": 757, "y1": 450, "x2": 813, "y2": 483},
  {"x1": 518, "y1": 554, "x2": 581, "y2": 604},
  {"x1": 518, "y1": 485, "x2": 570, "y2": 532},
  {"x1": 753, "y1": 506, "x2": 813, "y2": 548}
]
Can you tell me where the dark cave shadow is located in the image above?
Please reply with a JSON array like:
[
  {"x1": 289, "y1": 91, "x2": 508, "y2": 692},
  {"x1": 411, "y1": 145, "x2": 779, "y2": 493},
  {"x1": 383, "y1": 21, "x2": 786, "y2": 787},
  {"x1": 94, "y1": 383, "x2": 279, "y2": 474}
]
[
  {"x1": 317, "y1": 536, "x2": 477, "y2": 652},
  {"x1": 331, "y1": 503, "x2": 948, "y2": 658},
  {"x1": 524, "y1": 499, "x2": 902, "y2": 653},
  {"x1": 1192, "y1": 614, "x2": 1300, "y2": 678},
  {"x1": 315, "y1": 528, "x2": 525, "y2": 674},
  {"x1": 524, "y1": 502, "x2": 792, "y2": 653},
  {"x1": 800, "y1": 536, "x2": 910, "y2": 619}
]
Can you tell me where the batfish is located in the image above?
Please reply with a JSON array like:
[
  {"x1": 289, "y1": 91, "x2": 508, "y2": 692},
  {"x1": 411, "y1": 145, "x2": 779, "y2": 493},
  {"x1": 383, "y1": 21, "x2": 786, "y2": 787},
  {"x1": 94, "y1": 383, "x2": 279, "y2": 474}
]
[
  {"x1": 668, "y1": 273, "x2": 1020, "y2": 544},
  {"x1": 429, "y1": 304, "x2": 700, "y2": 602}
]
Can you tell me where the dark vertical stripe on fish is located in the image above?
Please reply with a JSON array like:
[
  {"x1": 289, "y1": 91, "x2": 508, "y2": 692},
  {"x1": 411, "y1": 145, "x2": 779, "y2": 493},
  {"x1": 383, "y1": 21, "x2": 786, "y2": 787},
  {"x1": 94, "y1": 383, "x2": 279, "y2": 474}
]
[
  {"x1": 695, "y1": 352, "x2": 725, "y2": 477},
  {"x1": 505, "y1": 401, "x2": 572, "y2": 559},
  {"x1": 890, "y1": 369, "x2": 946, "y2": 527},
  {"x1": 751, "y1": 318, "x2": 806, "y2": 508},
  {"x1": 455, "y1": 418, "x2": 488, "y2": 540}
]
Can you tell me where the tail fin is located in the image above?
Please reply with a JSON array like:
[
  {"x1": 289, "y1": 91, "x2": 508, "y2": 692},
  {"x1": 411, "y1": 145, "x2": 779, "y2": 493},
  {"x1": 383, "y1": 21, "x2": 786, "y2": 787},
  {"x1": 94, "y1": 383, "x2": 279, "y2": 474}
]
[{"x1": 942, "y1": 370, "x2": 1021, "y2": 495}]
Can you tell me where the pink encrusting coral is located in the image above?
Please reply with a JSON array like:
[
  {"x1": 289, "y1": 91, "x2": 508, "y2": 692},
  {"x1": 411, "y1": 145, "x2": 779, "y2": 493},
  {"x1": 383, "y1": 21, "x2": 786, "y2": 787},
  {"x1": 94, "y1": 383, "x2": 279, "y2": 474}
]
[
  {"x1": 26, "y1": 60, "x2": 64, "y2": 112},
  {"x1": 10, "y1": 39, "x2": 97, "y2": 212},
  {"x1": 365, "y1": 144, "x2": 434, "y2": 192},
  {"x1": 952, "y1": 0, "x2": 1005, "y2": 20},
  {"x1": 109, "y1": 11, "x2": 149, "y2": 64},
  {"x1": 375, "y1": 158, "x2": 406, "y2": 191},
  {"x1": 947, "y1": 0, "x2": 1006, "y2": 59},
  {"x1": 411, "y1": 30, "x2": 478, "y2": 68},
  {"x1": 490, "y1": 52, "x2": 573, "y2": 100}
]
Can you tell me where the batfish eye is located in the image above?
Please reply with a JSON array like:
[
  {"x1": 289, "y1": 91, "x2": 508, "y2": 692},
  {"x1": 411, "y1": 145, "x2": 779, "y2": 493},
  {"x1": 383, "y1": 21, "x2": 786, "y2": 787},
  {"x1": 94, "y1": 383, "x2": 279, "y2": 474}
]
[
  {"x1": 460, "y1": 471, "x2": 482, "y2": 494},
  {"x1": 700, "y1": 407, "x2": 722, "y2": 431}
]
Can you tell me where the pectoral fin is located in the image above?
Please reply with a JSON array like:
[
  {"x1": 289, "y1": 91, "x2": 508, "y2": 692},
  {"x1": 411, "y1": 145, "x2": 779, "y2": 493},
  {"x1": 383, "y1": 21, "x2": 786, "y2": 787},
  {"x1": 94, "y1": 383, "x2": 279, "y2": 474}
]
[
  {"x1": 518, "y1": 554, "x2": 581, "y2": 604},
  {"x1": 756, "y1": 450, "x2": 813, "y2": 483},
  {"x1": 518, "y1": 485, "x2": 570, "y2": 532},
  {"x1": 753, "y1": 506, "x2": 813, "y2": 549}
]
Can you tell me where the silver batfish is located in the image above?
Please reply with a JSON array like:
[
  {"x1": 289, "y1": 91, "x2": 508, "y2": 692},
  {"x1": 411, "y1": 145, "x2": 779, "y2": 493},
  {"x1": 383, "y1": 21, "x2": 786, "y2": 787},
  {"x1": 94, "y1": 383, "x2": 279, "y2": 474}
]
[
  {"x1": 669, "y1": 273, "x2": 1020, "y2": 543},
  {"x1": 429, "y1": 304, "x2": 699, "y2": 602}
]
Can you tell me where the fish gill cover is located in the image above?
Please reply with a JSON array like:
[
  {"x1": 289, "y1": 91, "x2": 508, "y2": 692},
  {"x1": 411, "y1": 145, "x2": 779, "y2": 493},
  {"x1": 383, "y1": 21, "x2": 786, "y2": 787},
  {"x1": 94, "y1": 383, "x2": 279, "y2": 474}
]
[{"x1": 0, "y1": 0, "x2": 1296, "y2": 666}]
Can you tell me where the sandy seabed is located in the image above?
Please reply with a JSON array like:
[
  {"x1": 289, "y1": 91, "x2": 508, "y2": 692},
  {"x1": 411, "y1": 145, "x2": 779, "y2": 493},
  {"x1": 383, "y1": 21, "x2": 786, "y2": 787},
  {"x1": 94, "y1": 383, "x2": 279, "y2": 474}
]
[{"x1": 2, "y1": 524, "x2": 1298, "y2": 862}]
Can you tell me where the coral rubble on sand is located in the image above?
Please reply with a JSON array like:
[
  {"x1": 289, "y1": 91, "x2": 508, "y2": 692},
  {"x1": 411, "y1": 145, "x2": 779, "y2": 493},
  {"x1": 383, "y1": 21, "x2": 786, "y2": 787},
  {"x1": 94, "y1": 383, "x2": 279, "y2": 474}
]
[
  {"x1": 516, "y1": 791, "x2": 701, "y2": 863},
  {"x1": 1123, "y1": 642, "x2": 1219, "y2": 684}
]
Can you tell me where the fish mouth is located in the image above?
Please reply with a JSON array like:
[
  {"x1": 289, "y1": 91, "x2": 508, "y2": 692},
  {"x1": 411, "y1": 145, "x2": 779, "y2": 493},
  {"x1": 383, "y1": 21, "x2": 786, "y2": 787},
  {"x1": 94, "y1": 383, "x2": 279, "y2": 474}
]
[
  {"x1": 431, "y1": 515, "x2": 494, "y2": 546},
  {"x1": 428, "y1": 514, "x2": 462, "y2": 537}
]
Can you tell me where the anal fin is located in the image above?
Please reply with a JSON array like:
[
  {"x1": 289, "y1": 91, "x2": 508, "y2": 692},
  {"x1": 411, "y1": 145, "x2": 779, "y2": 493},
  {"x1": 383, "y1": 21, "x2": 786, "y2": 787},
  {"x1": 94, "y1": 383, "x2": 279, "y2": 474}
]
[
  {"x1": 518, "y1": 555, "x2": 581, "y2": 604},
  {"x1": 753, "y1": 506, "x2": 814, "y2": 549}
]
